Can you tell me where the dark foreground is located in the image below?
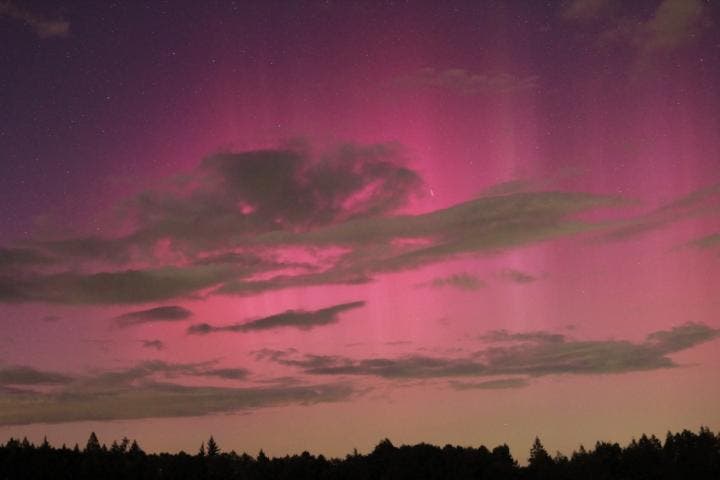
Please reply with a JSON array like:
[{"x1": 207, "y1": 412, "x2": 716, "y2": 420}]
[{"x1": 1, "y1": 427, "x2": 719, "y2": 479}]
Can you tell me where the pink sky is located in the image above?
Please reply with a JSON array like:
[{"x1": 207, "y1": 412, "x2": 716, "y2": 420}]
[{"x1": 1, "y1": 0, "x2": 719, "y2": 458}]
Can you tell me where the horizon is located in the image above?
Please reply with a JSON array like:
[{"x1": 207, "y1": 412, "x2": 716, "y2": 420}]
[{"x1": 1, "y1": 0, "x2": 719, "y2": 460}]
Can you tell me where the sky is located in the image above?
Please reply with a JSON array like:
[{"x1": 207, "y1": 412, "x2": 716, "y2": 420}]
[{"x1": 1, "y1": 0, "x2": 719, "y2": 459}]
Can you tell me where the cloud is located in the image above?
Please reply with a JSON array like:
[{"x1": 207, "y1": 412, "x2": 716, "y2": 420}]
[
  {"x1": 498, "y1": 269, "x2": 537, "y2": 284},
  {"x1": 0, "y1": 247, "x2": 53, "y2": 270},
  {"x1": 563, "y1": 0, "x2": 711, "y2": 57},
  {"x1": 0, "y1": 1, "x2": 69, "y2": 38},
  {"x1": 188, "y1": 301, "x2": 365, "y2": 334},
  {"x1": 395, "y1": 68, "x2": 538, "y2": 96},
  {"x1": 0, "y1": 142, "x2": 431, "y2": 304},
  {"x1": 418, "y1": 273, "x2": 484, "y2": 291},
  {"x1": 450, "y1": 378, "x2": 529, "y2": 390},
  {"x1": 218, "y1": 190, "x2": 626, "y2": 296},
  {"x1": 479, "y1": 330, "x2": 565, "y2": 344},
  {"x1": 0, "y1": 371, "x2": 354, "y2": 426},
  {"x1": 8, "y1": 138, "x2": 709, "y2": 306},
  {"x1": 0, "y1": 360, "x2": 355, "y2": 426},
  {"x1": 598, "y1": 184, "x2": 720, "y2": 242},
  {"x1": 203, "y1": 368, "x2": 250, "y2": 380},
  {"x1": 0, "y1": 365, "x2": 73, "y2": 386},
  {"x1": 683, "y1": 233, "x2": 720, "y2": 250},
  {"x1": 115, "y1": 305, "x2": 193, "y2": 328},
  {"x1": 105, "y1": 142, "x2": 422, "y2": 258},
  {"x1": 0, "y1": 264, "x2": 234, "y2": 304},
  {"x1": 637, "y1": 0, "x2": 708, "y2": 53},
  {"x1": 141, "y1": 340, "x2": 164, "y2": 350},
  {"x1": 261, "y1": 323, "x2": 720, "y2": 380},
  {"x1": 561, "y1": 0, "x2": 612, "y2": 21}
]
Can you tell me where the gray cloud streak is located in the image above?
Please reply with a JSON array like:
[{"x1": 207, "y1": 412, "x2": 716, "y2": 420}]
[
  {"x1": 263, "y1": 323, "x2": 719, "y2": 380},
  {"x1": 0, "y1": 359, "x2": 355, "y2": 425},
  {"x1": 115, "y1": 305, "x2": 193, "y2": 327},
  {"x1": 0, "y1": 365, "x2": 73, "y2": 386},
  {"x1": 418, "y1": 273, "x2": 485, "y2": 291},
  {"x1": 450, "y1": 378, "x2": 529, "y2": 390},
  {"x1": 395, "y1": 68, "x2": 538, "y2": 96},
  {"x1": 188, "y1": 301, "x2": 365, "y2": 334}
]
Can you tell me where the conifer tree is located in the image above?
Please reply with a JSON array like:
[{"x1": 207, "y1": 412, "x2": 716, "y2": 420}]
[{"x1": 207, "y1": 436, "x2": 220, "y2": 456}]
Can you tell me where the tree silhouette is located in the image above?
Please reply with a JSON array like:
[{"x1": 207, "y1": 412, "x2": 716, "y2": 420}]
[
  {"x1": 206, "y1": 436, "x2": 220, "y2": 456},
  {"x1": 1, "y1": 426, "x2": 719, "y2": 480},
  {"x1": 84, "y1": 432, "x2": 101, "y2": 453},
  {"x1": 528, "y1": 436, "x2": 553, "y2": 469}
]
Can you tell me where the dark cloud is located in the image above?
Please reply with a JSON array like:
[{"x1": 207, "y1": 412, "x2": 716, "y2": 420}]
[
  {"x1": 0, "y1": 1, "x2": 69, "y2": 38},
  {"x1": 115, "y1": 305, "x2": 193, "y2": 328},
  {"x1": 6, "y1": 140, "x2": 710, "y2": 306},
  {"x1": 141, "y1": 340, "x2": 164, "y2": 350},
  {"x1": 0, "y1": 360, "x2": 354, "y2": 426},
  {"x1": 0, "y1": 365, "x2": 73, "y2": 386},
  {"x1": 479, "y1": 330, "x2": 565, "y2": 344},
  {"x1": 0, "y1": 247, "x2": 53, "y2": 270},
  {"x1": 0, "y1": 377, "x2": 354, "y2": 426},
  {"x1": 262, "y1": 323, "x2": 719, "y2": 380},
  {"x1": 37, "y1": 236, "x2": 131, "y2": 264},
  {"x1": 598, "y1": 184, "x2": 720, "y2": 242},
  {"x1": 203, "y1": 368, "x2": 250, "y2": 380},
  {"x1": 418, "y1": 273, "x2": 484, "y2": 291},
  {"x1": 683, "y1": 233, "x2": 720, "y2": 250},
  {"x1": 79, "y1": 360, "x2": 225, "y2": 387},
  {"x1": 645, "y1": 322, "x2": 720, "y2": 354},
  {"x1": 395, "y1": 68, "x2": 538, "y2": 96},
  {"x1": 110, "y1": 142, "x2": 423, "y2": 257},
  {"x1": 0, "y1": 142, "x2": 427, "y2": 304},
  {"x1": 0, "y1": 264, "x2": 233, "y2": 304},
  {"x1": 449, "y1": 378, "x2": 529, "y2": 390},
  {"x1": 219, "y1": 190, "x2": 627, "y2": 296},
  {"x1": 188, "y1": 301, "x2": 365, "y2": 334},
  {"x1": 498, "y1": 269, "x2": 537, "y2": 284}
]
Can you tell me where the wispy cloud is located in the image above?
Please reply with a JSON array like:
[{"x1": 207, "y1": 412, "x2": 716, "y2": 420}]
[
  {"x1": 0, "y1": 360, "x2": 354, "y2": 425},
  {"x1": 187, "y1": 301, "x2": 365, "y2": 334},
  {"x1": 417, "y1": 273, "x2": 485, "y2": 291},
  {"x1": 0, "y1": 359, "x2": 328, "y2": 426},
  {"x1": 682, "y1": 232, "x2": 720, "y2": 251},
  {"x1": 0, "y1": 1, "x2": 69, "y2": 38},
  {"x1": 561, "y1": 0, "x2": 612, "y2": 21},
  {"x1": 450, "y1": 378, "x2": 529, "y2": 390},
  {"x1": 498, "y1": 269, "x2": 537, "y2": 284},
  {"x1": 563, "y1": 0, "x2": 711, "y2": 57},
  {"x1": 0, "y1": 365, "x2": 73, "y2": 386},
  {"x1": 597, "y1": 184, "x2": 720, "y2": 242},
  {"x1": 115, "y1": 305, "x2": 193, "y2": 328},
  {"x1": 395, "y1": 68, "x2": 538, "y2": 96},
  {"x1": 261, "y1": 323, "x2": 719, "y2": 380},
  {"x1": 141, "y1": 339, "x2": 164, "y2": 350}
]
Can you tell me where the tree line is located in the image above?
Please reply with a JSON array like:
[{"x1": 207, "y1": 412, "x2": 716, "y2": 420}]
[{"x1": 1, "y1": 426, "x2": 718, "y2": 479}]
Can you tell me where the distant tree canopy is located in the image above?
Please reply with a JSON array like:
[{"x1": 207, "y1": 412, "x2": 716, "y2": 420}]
[{"x1": 1, "y1": 427, "x2": 719, "y2": 480}]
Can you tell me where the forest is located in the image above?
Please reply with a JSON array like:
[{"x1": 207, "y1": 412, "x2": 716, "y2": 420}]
[{"x1": 1, "y1": 426, "x2": 718, "y2": 479}]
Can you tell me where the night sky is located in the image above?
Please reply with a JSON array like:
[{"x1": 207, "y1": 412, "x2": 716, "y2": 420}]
[{"x1": 1, "y1": 0, "x2": 720, "y2": 457}]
